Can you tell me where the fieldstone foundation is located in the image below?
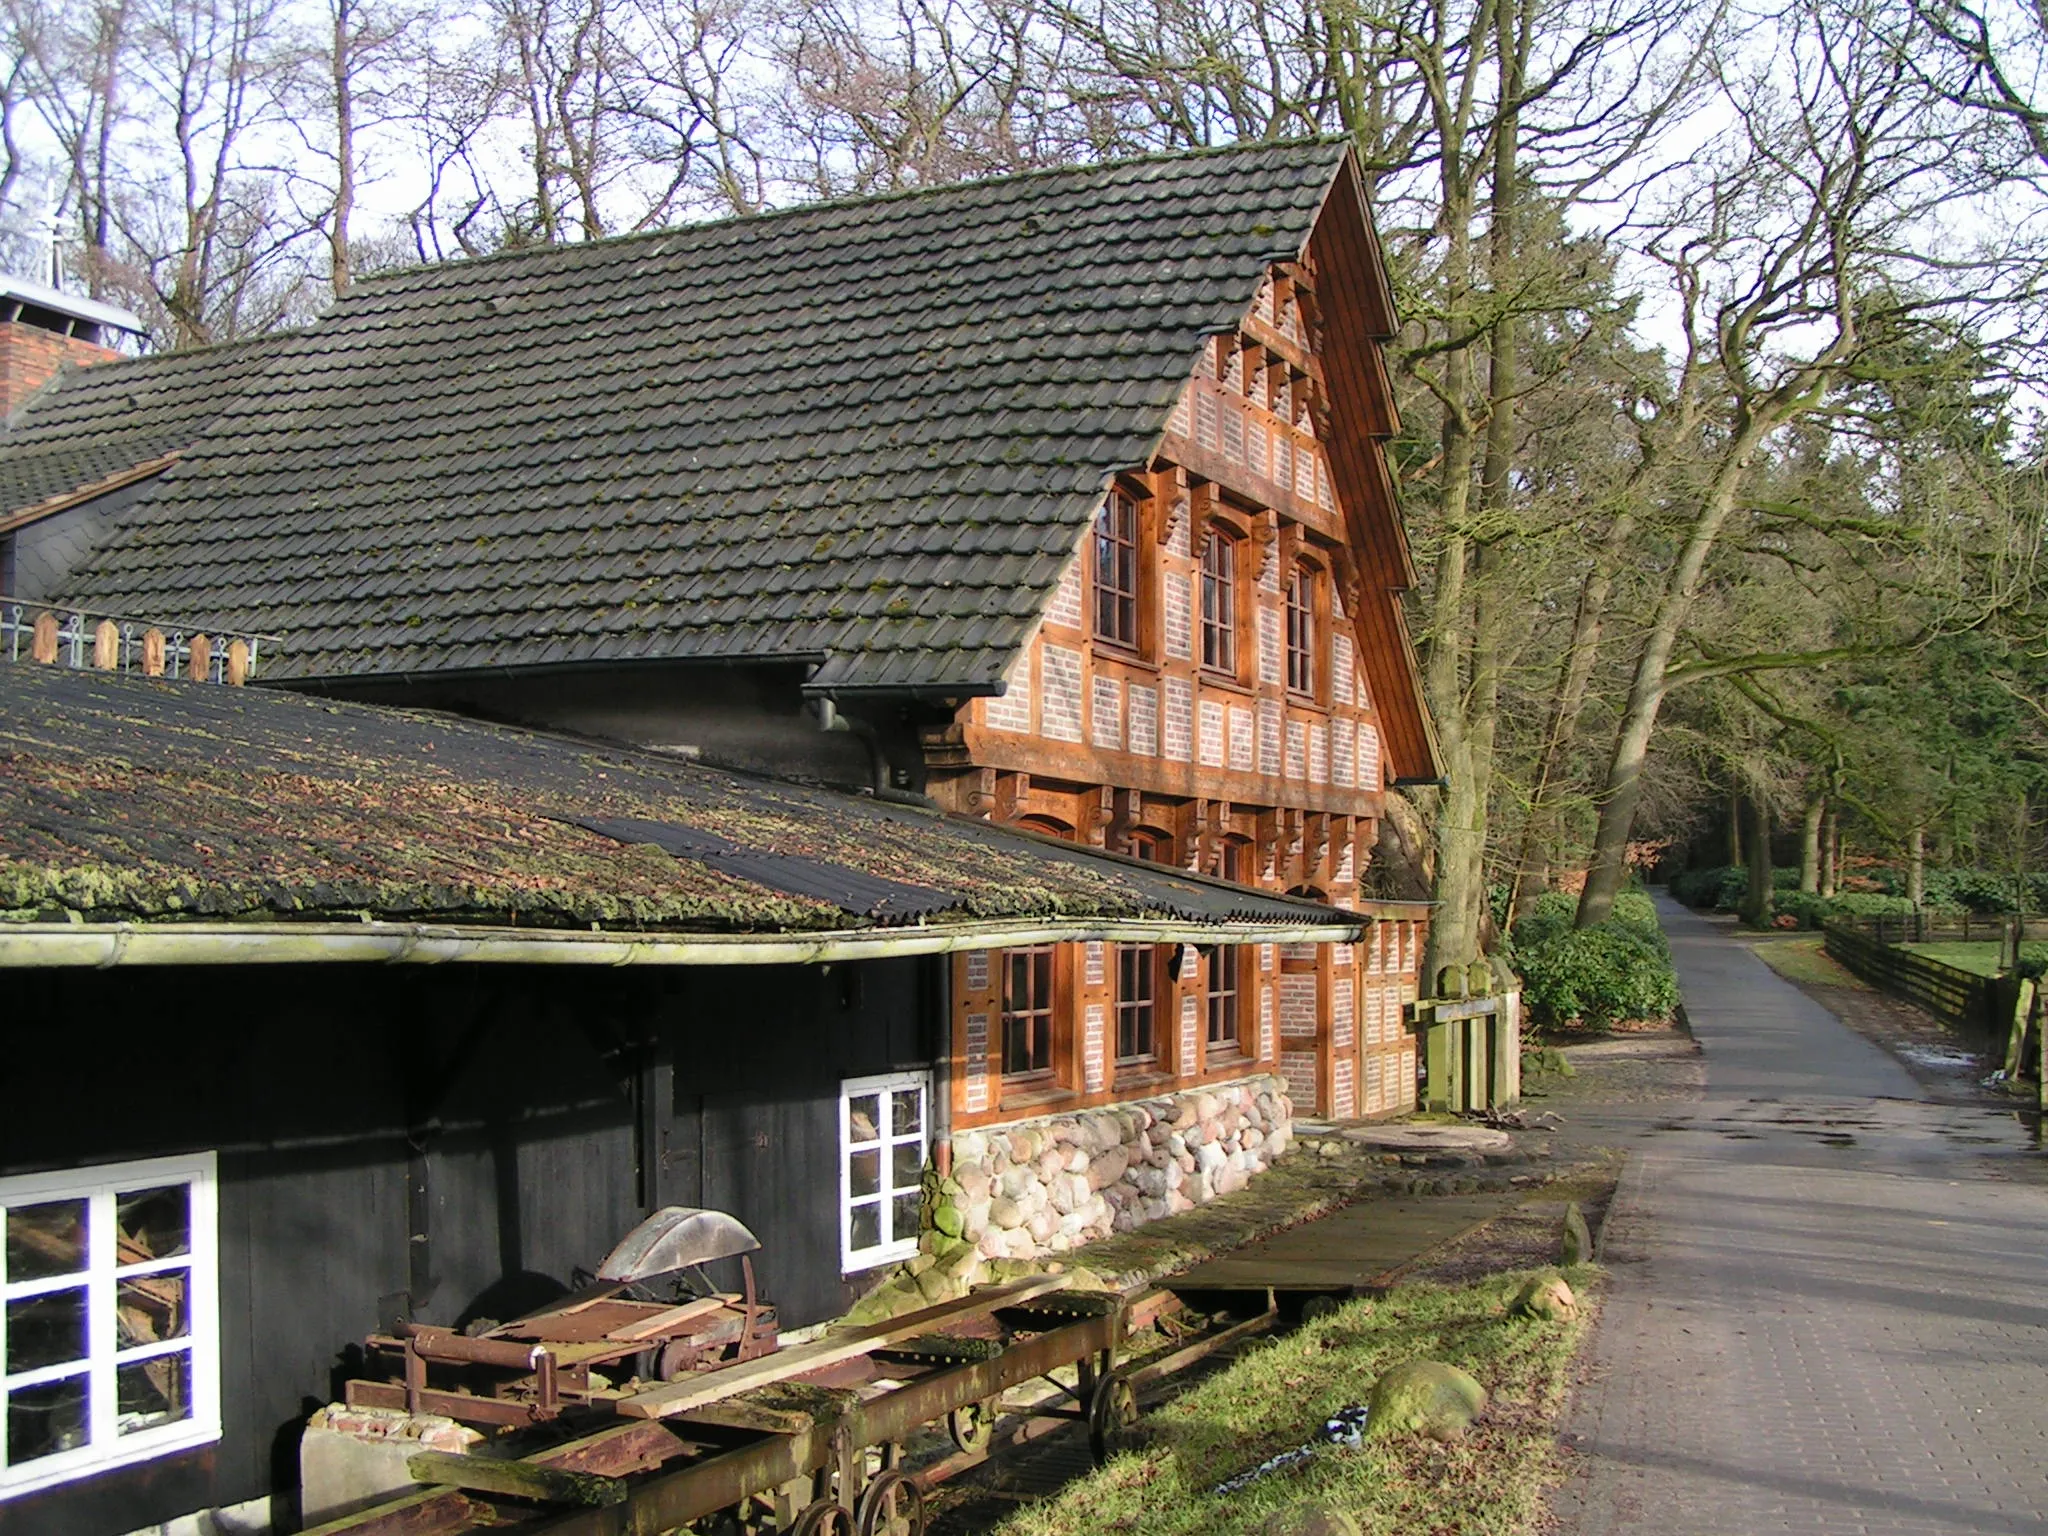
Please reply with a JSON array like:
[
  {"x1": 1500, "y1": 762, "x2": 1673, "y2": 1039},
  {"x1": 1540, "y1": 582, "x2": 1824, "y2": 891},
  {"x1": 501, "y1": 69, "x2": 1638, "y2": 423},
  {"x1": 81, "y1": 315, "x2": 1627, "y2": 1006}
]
[{"x1": 939, "y1": 1075, "x2": 1292, "y2": 1262}]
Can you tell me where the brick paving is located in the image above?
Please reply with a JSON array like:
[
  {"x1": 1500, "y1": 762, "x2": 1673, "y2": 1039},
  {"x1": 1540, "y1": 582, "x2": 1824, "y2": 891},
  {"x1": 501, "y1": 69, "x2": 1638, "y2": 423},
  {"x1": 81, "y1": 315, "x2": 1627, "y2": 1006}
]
[{"x1": 1551, "y1": 897, "x2": 2048, "y2": 1535}]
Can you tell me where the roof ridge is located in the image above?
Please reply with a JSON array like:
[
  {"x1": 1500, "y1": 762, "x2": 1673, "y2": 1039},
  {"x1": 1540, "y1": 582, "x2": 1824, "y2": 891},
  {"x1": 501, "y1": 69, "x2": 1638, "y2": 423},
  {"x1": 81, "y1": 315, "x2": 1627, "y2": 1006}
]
[{"x1": 351, "y1": 136, "x2": 1353, "y2": 291}]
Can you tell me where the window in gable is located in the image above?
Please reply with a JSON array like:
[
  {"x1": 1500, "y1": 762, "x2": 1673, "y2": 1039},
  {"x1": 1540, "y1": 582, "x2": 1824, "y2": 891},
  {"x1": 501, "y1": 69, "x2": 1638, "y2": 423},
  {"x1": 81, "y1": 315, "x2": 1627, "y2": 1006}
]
[
  {"x1": 1199, "y1": 532, "x2": 1237, "y2": 674},
  {"x1": 1093, "y1": 490, "x2": 1139, "y2": 648},
  {"x1": 1286, "y1": 562, "x2": 1316, "y2": 696}
]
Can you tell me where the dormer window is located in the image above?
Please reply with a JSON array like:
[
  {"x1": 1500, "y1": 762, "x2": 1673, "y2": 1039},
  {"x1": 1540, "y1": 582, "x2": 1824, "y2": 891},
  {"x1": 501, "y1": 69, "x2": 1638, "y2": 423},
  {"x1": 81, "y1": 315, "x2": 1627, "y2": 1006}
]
[
  {"x1": 1286, "y1": 562, "x2": 1316, "y2": 695},
  {"x1": 1199, "y1": 531, "x2": 1237, "y2": 674},
  {"x1": 1093, "y1": 490, "x2": 1139, "y2": 648}
]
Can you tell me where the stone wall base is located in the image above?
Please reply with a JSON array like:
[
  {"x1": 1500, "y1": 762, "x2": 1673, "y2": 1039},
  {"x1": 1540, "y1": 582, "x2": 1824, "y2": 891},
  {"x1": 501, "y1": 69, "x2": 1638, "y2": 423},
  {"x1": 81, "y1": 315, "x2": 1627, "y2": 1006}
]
[
  {"x1": 939, "y1": 1074, "x2": 1291, "y2": 1262},
  {"x1": 300, "y1": 1405, "x2": 483, "y2": 1525}
]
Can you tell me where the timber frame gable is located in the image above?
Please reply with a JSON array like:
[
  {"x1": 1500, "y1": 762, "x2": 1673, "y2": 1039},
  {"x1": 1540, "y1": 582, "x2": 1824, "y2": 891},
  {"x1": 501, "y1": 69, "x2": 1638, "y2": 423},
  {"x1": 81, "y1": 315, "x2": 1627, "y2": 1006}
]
[{"x1": 919, "y1": 155, "x2": 1439, "y2": 1128}]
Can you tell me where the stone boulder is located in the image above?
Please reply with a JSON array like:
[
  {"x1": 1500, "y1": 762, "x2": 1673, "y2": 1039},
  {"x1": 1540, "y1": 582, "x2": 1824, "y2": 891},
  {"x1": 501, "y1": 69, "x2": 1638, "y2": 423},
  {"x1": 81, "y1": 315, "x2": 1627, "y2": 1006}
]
[
  {"x1": 1366, "y1": 1360, "x2": 1487, "y2": 1442},
  {"x1": 1562, "y1": 1201, "x2": 1593, "y2": 1266},
  {"x1": 1510, "y1": 1269, "x2": 1578, "y2": 1322}
]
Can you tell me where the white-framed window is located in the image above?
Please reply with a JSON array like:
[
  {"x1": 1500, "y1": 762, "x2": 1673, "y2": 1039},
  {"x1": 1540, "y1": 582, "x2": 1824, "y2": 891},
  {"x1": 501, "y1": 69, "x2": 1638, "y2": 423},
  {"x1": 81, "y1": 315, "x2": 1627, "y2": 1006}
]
[
  {"x1": 838, "y1": 1073, "x2": 929, "y2": 1274},
  {"x1": 2, "y1": 1153, "x2": 220, "y2": 1501}
]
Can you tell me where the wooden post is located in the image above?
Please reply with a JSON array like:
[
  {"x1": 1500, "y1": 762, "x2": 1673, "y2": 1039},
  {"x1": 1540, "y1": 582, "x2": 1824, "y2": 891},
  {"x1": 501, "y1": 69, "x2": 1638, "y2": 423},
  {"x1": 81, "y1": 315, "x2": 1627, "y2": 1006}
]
[
  {"x1": 93, "y1": 620, "x2": 120, "y2": 670},
  {"x1": 30, "y1": 612, "x2": 57, "y2": 664},
  {"x1": 2003, "y1": 979, "x2": 2031, "y2": 1079},
  {"x1": 141, "y1": 629, "x2": 166, "y2": 677},
  {"x1": 226, "y1": 638, "x2": 250, "y2": 686},
  {"x1": 187, "y1": 634, "x2": 211, "y2": 682}
]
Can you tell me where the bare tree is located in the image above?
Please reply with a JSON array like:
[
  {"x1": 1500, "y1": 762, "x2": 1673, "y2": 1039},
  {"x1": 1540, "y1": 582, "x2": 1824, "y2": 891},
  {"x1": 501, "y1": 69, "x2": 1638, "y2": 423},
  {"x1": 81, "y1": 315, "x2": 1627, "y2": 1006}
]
[{"x1": 1575, "y1": 0, "x2": 2048, "y2": 922}]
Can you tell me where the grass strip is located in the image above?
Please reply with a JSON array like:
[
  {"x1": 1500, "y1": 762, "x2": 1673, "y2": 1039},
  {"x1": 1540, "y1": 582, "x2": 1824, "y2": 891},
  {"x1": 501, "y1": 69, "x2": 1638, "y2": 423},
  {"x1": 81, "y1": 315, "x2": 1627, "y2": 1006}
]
[
  {"x1": 1748, "y1": 935, "x2": 1868, "y2": 990},
  {"x1": 994, "y1": 1265, "x2": 1598, "y2": 1536}
]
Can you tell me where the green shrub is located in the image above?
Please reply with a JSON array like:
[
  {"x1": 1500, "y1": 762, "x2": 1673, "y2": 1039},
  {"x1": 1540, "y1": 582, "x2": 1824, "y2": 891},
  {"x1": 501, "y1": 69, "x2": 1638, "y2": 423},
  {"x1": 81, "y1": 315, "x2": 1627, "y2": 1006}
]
[
  {"x1": 1667, "y1": 865, "x2": 1728, "y2": 907},
  {"x1": 1774, "y1": 890, "x2": 1831, "y2": 929},
  {"x1": 1514, "y1": 920, "x2": 1679, "y2": 1030}
]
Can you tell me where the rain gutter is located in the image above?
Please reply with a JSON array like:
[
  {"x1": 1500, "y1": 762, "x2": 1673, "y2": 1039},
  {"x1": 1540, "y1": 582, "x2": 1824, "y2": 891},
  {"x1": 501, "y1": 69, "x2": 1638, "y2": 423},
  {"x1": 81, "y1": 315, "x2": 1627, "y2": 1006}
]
[{"x1": 0, "y1": 915, "x2": 1365, "y2": 970}]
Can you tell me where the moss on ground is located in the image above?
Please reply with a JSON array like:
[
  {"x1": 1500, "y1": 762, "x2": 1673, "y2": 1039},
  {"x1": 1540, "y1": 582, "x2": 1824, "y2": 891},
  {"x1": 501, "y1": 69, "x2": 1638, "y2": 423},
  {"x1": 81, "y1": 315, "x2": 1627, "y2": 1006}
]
[{"x1": 992, "y1": 1266, "x2": 1598, "y2": 1536}]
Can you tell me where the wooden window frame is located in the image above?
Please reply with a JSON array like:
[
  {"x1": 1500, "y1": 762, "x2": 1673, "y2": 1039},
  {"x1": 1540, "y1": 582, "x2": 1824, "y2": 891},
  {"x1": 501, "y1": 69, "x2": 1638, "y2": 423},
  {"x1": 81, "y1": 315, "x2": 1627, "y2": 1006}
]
[
  {"x1": 1286, "y1": 561, "x2": 1317, "y2": 697},
  {"x1": 1001, "y1": 945, "x2": 1059, "y2": 1082},
  {"x1": 1219, "y1": 835, "x2": 1254, "y2": 886},
  {"x1": 1205, "y1": 945, "x2": 1244, "y2": 1055},
  {"x1": 1115, "y1": 944, "x2": 1159, "y2": 1065},
  {"x1": 838, "y1": 1072, "x2": 929, "y2": 1273},
  {"x1": 1092, "y1": 489, "x2": 1141, "y2": 651},
  {"x1": 1198, "y1": 529, "x2": 1240, "y2": 678},
  {"x1": 0, "y1": 1152, "x2": 221, "y2": 1500}
]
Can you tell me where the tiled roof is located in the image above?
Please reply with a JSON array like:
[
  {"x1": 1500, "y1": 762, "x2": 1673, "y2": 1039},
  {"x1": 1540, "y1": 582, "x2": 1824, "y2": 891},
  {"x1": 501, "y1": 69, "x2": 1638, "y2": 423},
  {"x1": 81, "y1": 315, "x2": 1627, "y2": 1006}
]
[
  {"x1": 0, "y1": 664, "x2": 1356, "y2": 932},
  {"x1": 0, "y1": 336, "x2": 292, "y2": 523},
  {"x1": 51, "y1": 141, "x2": 1351, "y2": 689}
]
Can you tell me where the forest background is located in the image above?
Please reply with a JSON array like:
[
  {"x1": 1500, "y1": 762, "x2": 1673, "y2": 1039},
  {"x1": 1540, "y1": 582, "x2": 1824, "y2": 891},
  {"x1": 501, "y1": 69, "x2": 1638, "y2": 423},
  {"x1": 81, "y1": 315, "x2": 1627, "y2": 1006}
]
[{"x1": 2, "y1": 0, "x2": 2044, "y2": 996}]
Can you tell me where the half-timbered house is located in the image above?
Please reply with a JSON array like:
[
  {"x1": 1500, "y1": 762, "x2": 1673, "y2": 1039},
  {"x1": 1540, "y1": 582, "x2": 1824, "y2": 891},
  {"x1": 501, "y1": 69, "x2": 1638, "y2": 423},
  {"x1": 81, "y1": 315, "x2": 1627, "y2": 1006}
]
[{"x1": 0, "y1": 137, "x2": 1442, "y2": 1531}]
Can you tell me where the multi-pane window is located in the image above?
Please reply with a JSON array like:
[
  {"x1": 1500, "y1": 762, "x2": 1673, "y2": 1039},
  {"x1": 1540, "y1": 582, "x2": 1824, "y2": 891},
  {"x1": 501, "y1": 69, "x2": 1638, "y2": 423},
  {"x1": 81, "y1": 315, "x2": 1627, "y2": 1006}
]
[
  {"x1": 1206, "y1": 946, "x2": 1243, "y2": 1050},
  {"x1": 1094, "y1": 491, "x2": 1139, "y2": 647},
  {"x1": 839, "y1": 1074, "x2": 928, "y2": 1272},
  {"x1": 1115, "y1": 946, "x2": 1157, "y2": 1063},
  {"x1": 1, "y1": 1154, "x2": 219, "y2": 1499},
  {"x1": 1199, "y1": 533, "x2": 1236, "y2": 673},
  {"x1": 1002, "y1": 946, "x2": 1056, "y2": 1078},
  {"x1": 1286, "y1": 563, "x2": 1316, "y2": 694}
]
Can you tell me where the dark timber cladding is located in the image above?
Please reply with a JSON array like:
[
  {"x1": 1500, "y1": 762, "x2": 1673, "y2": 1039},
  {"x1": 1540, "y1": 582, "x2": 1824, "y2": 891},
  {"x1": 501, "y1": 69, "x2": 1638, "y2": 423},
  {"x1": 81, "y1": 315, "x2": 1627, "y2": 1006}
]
[{"x1": 52, "y1": 143, "x2": 1353, "y2": 695}]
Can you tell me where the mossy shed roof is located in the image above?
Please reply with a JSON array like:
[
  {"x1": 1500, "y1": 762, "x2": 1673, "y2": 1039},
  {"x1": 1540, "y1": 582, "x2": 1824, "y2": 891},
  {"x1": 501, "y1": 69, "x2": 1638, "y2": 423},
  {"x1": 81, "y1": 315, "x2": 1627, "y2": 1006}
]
[{"x1": 0, "y1": 665, "x2": 1359, "y2": 936}]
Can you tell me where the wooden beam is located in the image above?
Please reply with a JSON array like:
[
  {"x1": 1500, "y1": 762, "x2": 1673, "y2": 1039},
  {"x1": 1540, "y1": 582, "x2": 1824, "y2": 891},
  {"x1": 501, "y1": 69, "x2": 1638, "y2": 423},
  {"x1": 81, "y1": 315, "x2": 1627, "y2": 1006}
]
[
  {"x1": 614, "y1": 1277, "x2": 1070, "y2": 1421},
  {"x1": 405, "y1": 1451, "x2": 628, "y2": 1508}
]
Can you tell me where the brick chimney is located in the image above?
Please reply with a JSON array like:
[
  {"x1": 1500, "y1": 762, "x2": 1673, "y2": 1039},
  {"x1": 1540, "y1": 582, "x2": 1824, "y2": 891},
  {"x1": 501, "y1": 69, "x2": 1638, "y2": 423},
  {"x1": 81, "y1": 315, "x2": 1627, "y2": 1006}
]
[{"x1": 0, "y1": 277, "x2": 145, "y2": 418}]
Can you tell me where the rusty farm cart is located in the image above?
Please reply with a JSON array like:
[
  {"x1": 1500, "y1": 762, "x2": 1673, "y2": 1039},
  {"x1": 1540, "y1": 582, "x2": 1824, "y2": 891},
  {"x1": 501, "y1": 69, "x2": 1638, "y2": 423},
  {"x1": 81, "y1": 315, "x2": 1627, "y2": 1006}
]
[
  {"x1": 310, "y1": 1204, "x2": 1279, "y2": 1535},
  {"x1": 314, "y1": 1273, "x2": 1147, "y2": 1534}
]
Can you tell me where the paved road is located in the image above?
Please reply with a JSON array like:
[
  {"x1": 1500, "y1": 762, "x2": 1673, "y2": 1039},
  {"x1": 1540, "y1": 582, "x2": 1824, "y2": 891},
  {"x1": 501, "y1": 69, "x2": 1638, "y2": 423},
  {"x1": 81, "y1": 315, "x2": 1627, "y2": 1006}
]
[{"x1": 1551, "y1": 896, "x2": 2048, "y2": 1536}]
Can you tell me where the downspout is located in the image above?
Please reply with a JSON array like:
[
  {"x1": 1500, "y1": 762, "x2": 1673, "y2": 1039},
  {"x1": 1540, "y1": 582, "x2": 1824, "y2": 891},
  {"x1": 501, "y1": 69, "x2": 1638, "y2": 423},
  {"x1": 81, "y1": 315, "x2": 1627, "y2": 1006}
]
[
  {"x1": 928, "y1": 950, "x2": 954, "y2": 1178},
  {"x1": 814, "y1": 693, "x2": 938, "y2": 809}
]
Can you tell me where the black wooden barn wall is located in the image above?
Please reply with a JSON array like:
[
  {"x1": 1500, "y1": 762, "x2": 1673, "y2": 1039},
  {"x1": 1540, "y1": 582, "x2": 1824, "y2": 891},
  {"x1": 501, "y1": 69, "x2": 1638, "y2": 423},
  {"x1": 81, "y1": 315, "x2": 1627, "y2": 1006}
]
[{"x1": 0, "y1": 954, "x2": 934, "y2": 1536}]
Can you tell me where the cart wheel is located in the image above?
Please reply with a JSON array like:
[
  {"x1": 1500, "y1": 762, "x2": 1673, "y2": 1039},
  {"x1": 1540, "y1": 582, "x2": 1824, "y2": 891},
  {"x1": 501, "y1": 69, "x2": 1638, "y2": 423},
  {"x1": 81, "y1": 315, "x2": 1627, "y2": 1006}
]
[
  {"x1": 854, "y1": 1469, "x2": 925, "y2": 1536},
  {"x1": 790, "y1": 1499, "x2": 854, "y2": 1536},
  {"x1": 946, "y1": 1398, "x2": 995, "y2": 1454},
  {"x1": 1087, "y1": 1374, "x2": 1138, "y2": 1467}
]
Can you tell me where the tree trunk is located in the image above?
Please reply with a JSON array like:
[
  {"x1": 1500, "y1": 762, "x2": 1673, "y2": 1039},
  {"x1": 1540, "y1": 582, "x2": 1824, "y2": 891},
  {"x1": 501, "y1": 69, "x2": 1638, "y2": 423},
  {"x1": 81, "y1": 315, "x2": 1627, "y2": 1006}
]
[
  {"x1": 1728, "y1": 791, "x2": 1743, "y2": 866},
  {"x1": 329, "y1": 0, "x2": 356, "y2": 293},
  {"x1": 1578, "y1": 421, "x2": 1769, "y2": 926},
  {"x1": 1741, "y1": 796, "x2": 1774, "y2": 926},
  {"x1": 1908, "y1": 825, "x2": 1926, "y2": 908},
  {"x1": 1798, "y1": 793, "x2": 1824, "y2": 894}
]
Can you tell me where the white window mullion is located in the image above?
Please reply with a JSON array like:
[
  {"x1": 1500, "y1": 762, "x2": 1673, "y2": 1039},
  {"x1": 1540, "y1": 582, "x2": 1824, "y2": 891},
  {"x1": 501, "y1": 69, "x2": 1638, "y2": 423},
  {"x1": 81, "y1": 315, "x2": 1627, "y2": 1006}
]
[{"x1": 89, "y1": 1189, "x2": 117, "y2": 1462}]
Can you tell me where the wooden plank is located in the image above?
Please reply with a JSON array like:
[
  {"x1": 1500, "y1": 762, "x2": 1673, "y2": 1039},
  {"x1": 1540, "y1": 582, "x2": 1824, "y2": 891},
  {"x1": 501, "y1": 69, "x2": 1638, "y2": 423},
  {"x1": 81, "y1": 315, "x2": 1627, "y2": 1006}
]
[
  {"x1": 613, "y1": 1276, "x2": 1069, "y2": 1420},
  {"x1": 604, "y1": 1296, "x2": 730, "y2": 1342},
  {"x1": 406, "y1": 1450, "x2": 627, "y2": 1507},
  {"x1": 670, "y1": 1396, "x2": 817, "y2": 1435}
]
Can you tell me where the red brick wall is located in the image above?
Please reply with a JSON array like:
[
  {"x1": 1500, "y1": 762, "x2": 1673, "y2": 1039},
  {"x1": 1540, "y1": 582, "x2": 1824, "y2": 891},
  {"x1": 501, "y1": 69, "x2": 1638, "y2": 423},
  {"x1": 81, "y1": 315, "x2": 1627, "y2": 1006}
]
[{"x1": 0, "y1": 324, "x2": 122, "y2": 417}]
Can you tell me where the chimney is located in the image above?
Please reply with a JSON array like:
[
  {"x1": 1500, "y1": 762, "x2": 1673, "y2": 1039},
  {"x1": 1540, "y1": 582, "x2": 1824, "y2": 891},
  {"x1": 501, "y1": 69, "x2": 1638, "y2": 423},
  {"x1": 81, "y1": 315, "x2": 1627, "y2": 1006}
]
[{"x1": 0, "y1": 276, "x2": 146, "y2": 418}]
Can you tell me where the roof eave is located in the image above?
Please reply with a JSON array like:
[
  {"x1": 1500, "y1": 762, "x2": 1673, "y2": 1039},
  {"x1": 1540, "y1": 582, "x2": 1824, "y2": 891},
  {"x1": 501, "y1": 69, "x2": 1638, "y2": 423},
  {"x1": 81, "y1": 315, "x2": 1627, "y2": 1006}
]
[{"x1": 0, "y1": 914, "x2": 1365, "y2": 970}]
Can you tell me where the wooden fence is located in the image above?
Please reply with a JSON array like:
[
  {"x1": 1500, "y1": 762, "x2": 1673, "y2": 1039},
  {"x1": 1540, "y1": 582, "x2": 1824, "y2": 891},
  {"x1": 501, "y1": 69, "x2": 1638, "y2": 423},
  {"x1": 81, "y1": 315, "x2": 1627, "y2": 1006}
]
[
  {"x1": 1821, "y1": 921, "x2": 2025, "y2": 1043},
  {"x1": 1830, "y1": 911, "x2": 2048, "y2": 948}
]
